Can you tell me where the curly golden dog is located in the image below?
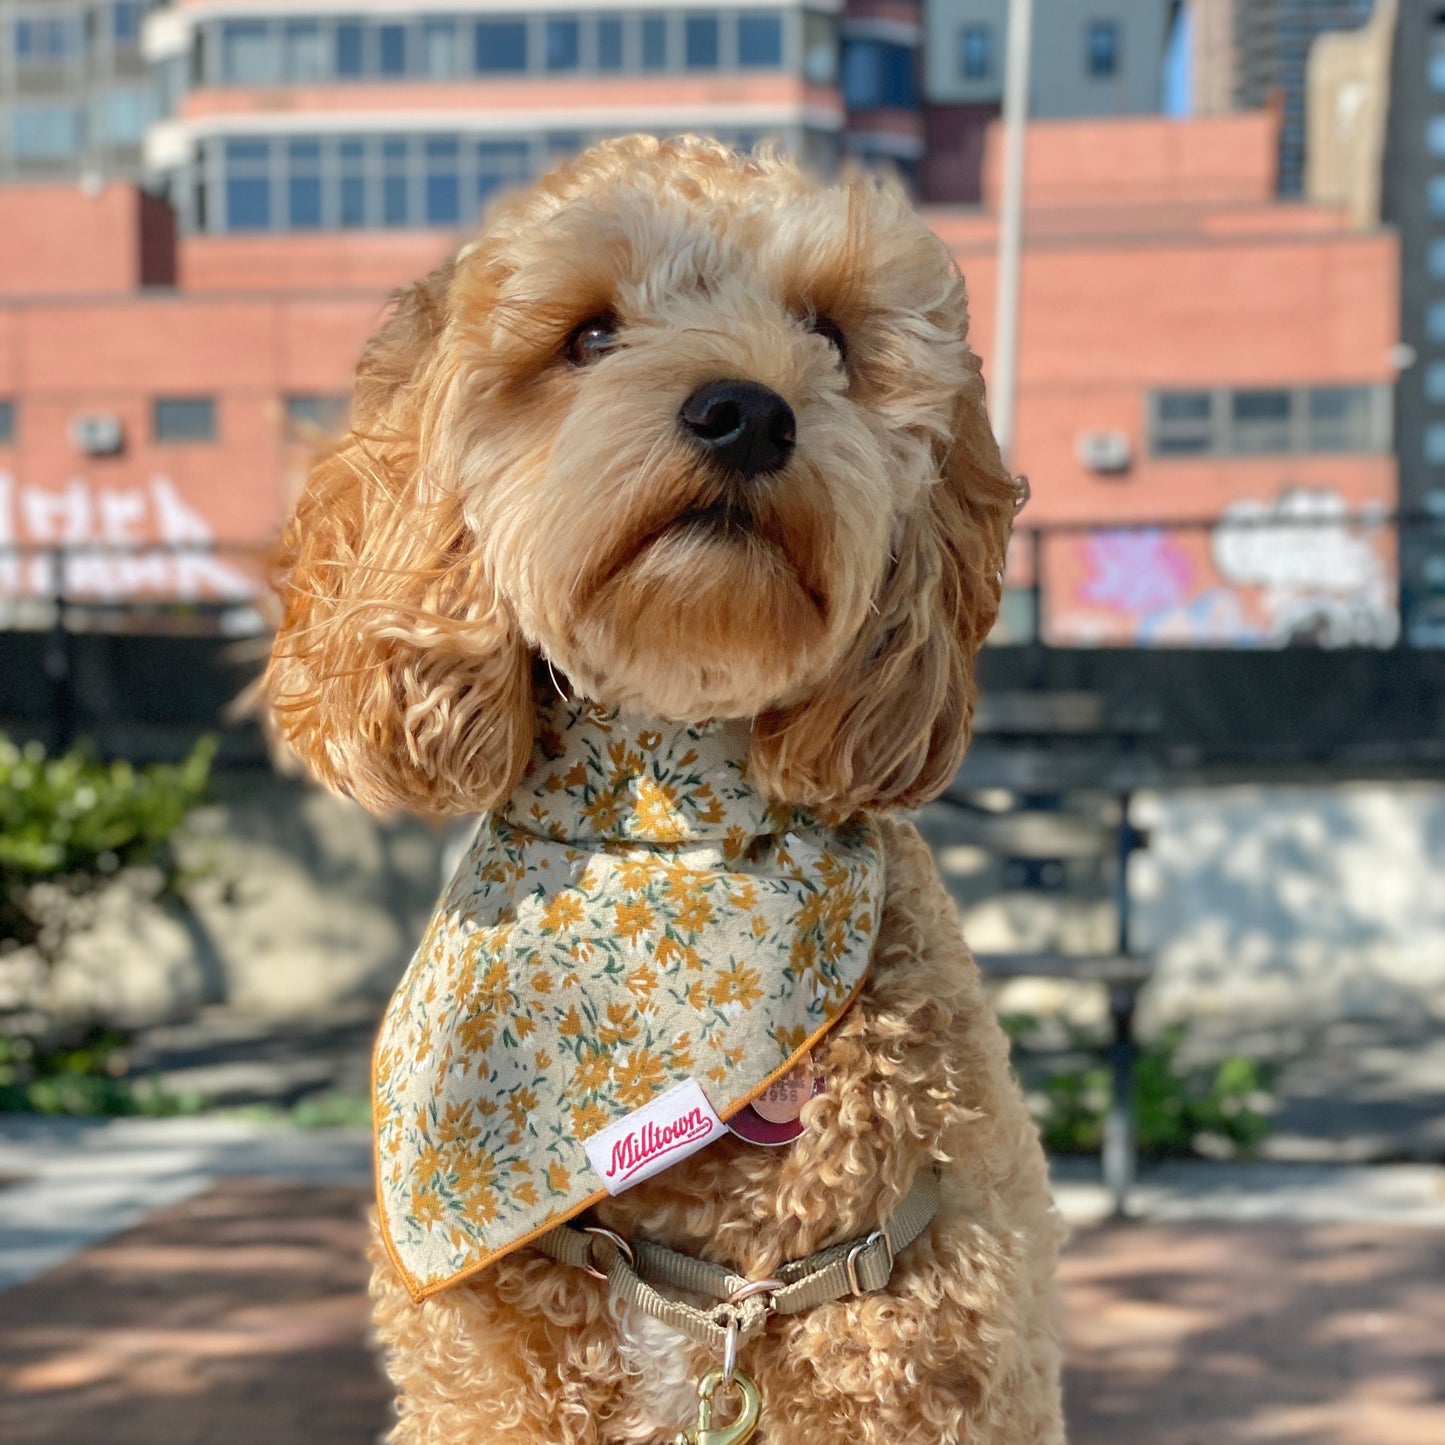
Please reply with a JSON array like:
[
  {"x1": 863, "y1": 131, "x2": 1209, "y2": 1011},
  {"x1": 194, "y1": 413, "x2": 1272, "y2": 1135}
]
[{"x1": 266, "y1": 134, "x2": 1063, "y2": 1444}]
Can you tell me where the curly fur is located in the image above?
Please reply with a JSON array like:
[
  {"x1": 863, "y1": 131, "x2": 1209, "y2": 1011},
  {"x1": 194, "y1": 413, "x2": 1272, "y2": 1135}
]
[{"x1": 265, "y1": 135, "x2": 1061, "y2": 1442}]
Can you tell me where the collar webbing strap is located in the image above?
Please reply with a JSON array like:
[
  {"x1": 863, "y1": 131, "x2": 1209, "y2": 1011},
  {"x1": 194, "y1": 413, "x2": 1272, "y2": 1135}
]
[{"x1": 533, "y1": 1167, "x2": 941, "y2": 1354}]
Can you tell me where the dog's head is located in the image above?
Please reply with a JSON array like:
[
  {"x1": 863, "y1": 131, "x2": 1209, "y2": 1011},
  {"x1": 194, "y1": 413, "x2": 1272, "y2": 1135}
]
[{"x1": 266, "y1": 136, "x2": 1021, "y2": 816}]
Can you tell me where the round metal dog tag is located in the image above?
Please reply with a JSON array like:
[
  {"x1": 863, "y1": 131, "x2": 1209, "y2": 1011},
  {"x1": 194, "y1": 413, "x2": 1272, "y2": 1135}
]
[{"x1": 728, "y1": 1054, "x2": 822, "y2": 1146}]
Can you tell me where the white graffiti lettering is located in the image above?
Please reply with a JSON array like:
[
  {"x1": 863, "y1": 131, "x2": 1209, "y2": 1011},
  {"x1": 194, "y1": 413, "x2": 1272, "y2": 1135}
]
[{"x1": 0, "y1": 473, "x2": 257, "y2": 603}]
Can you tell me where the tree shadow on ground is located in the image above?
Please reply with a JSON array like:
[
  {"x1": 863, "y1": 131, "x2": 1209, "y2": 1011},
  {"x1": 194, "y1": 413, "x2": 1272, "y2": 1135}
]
[
  {"x1": 1063, "y1": 1219, "x2": 1445, "y2": 1445},
  {"x1": 0, "y1": 1179, "x2": 390, "y2": 1445}
]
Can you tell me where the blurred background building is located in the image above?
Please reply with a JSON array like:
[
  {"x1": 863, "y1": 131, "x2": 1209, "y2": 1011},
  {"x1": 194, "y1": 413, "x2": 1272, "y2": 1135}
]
[{"x1": 0, "y1": 0, "x2": 1437, "y2": 662}]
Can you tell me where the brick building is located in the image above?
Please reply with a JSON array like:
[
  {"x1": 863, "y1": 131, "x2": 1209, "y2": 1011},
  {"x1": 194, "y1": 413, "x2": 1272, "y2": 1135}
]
[{"x1": 0, "y1": 101, "x2": 1398, "y2": 648}]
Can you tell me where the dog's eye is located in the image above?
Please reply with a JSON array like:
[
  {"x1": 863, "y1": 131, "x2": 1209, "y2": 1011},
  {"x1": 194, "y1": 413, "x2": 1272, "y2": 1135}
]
[
  {"x1": 565, "y1": 313, "x2": 619, "y2": 366},
  {"x1": 808, "y1": 315, "x2": 848, "y2": 368}
]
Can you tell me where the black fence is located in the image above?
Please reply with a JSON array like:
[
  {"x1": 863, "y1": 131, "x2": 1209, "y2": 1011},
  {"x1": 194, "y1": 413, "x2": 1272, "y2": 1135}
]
[{"x1": 3, "y1": 514, "x2": 1444, "y2": 775}]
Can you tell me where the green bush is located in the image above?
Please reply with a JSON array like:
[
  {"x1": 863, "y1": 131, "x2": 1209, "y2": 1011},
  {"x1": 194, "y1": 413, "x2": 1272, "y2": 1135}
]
[
  {"x1": 1010, "y1": 1022, "x2": 1275, "y2": 1160},
  {"x1": 0, "y1": 734, "x2": 214, "y2": 950},
  {"x1": 0, "y1": 1028, "x2": 205, "y2": 1117}
]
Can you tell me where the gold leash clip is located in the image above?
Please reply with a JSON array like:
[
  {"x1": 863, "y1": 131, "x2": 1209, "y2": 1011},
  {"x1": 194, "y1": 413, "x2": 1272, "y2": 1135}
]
[{"x1": 671, "y1": 1368, "x2": 761, "y2": 1445}]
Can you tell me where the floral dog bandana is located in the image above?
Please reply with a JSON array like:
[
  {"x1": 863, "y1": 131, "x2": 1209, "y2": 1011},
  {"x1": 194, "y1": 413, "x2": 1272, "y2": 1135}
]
[{"x1": 374, "y1": 697, "x2": 884, "y2": 1300}]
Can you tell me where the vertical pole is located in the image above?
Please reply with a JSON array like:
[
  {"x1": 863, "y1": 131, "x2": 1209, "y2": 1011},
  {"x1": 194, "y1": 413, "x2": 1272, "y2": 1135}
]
[
  {"x1": 1103, "y1": 791, "x2": 1137, "y2": 1217},
  {"x1": 991, "y1": 0, "x2": 1033, "y2": 465},
  {"x1": 44, "y1": 548, "x2": 74, "y2": 755}
]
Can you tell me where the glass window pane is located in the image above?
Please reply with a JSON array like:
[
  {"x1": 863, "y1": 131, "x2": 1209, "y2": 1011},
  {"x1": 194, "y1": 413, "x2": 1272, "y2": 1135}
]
[
  {"x1": 738, "y1": 13, "x2": 782, "y2": 68},
  {"x1": 802, "y1": 13, "x2": 837, "y2": 84},
  {"x1": 1231, "y1": 389, "x2": 1290, "y2": 420},
  {"x1": 383, "y1": 176, "x2": 408, "y2": 225},
  {"x1": 1431, "y1": 54, "x2": 1445, "y2": 93},
  {"x1": 545, "y1": 18, "x2": 579, "y2": 71},
  {"x1": 421, "y1": 19, "x2": 458, "y2": 78},
  {"x1": 12, "y1": 104, "x2": 82, "y2": 159},
  {"x1": 642, "y1": 16, "x2": 667, "y2": 70},
  {"x1": 1230, "y1": 388, "x2": 1293, "y2": 453},
  {"x1": 598, "y1": 17, "x2": 624, "y2": 70},
  {"x1": 93, "y1": 85, "x2": 154, "y2": 145},
  {"x1": 1430, "y1": 116, "x2": 1445, "y2": 156},
  {"x1": 960, "y1": 25, "x2": 991, "y2": 79},
  {"x1": 476, "y1": 20, "x2": 527, "y2": 73},
  {"x1": 224, "y1": 137, "x2": 269, "y2": 164},
  {"x1": 226, "y1": 175, "x2": 271, "y2": 230},
  {"x1": 111, "y1": 2, "x2": 143, "y2": 47},
  {"x1": 285, "y1": 20, "x2": 326, "y2": 80},
  {"x1": 222, "y1": 20, "x2": 274, "y2": 84},
  {"x1": 0, "y1": 400, "x2": 14, "y2": 445},
  {"x1": 1426, "y1": 423, "x2": 1445, "y2": 465},
  {"x1": 285, "y1": 395, "x2": 348, "y2": 431},
  {"x1": 340, "y1": 173, "x2": 366, "y2": 227},
  {"x1": 335, "y1": 20, "x2": 364, "y2": 77},
  {"x1": 378, "y1": 23, "x2": 407, "y2": 75},
  {"x1": 1154, "y1": 432, "x2": 1212, "y2": 456},
  {"x1": 288, "y1": 175, "x2": 322, "y2": 228},
  {"x1": 1429, "y1": 303, "x2": 1445, "y2": 343},
  {"x1": 426, "y1": 173, "x2": 459, "y2": 225},
  {"x1": 1308, "y1": 386, "x2": 1374, "y2": 450},
  {"x1": 1087, "y1": 21, "x2": 1119, "y2": 78},
  {"x1": 1426, "y1": 363, "x2": 1445, "y2": 403},
  {"x1": 1431, "y1": 239, "x2": 1445, "y2": 279},
  {"x1": 1430, "y1": 176, "x2": 1445, "y2": 217},
  {"x1": 1157, "y1": 391, "x2": 1211, "y2": 421},
  {"x1": 685, "y1": 15, "x2": 719, "y2": 70},
  {"x1": 154, "y1": 398, "x2": 216, "y2": 442}
]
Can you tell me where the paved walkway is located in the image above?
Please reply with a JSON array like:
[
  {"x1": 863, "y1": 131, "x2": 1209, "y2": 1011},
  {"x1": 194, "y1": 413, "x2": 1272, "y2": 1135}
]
[{"x1": 1, "y1": 1119, "x2": 1442, "y2": 1444}]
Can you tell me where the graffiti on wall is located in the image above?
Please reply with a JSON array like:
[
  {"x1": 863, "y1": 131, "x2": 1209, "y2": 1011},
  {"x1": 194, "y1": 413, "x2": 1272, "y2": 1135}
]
[
  {"x1": 1049, "y1": 488, "x2": 1399, "y2": 647},
  {"x1": 0, "y1": 474, "x2": 258, "y2": 603}
]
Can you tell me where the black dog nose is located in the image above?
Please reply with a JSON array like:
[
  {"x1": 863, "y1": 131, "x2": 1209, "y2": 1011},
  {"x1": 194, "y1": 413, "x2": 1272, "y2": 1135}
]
[{"x1": 679, "y1": 380, "x2": 796, "y2": 479}]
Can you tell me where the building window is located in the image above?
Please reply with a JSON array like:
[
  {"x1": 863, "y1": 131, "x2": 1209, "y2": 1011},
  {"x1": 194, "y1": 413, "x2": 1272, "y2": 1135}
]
[
  {"x1": 285, "y1": 394, "x2": 348, "y2": 433},
  {"x1": 221, "y1": 20, "x2": 276, "y2": 84},
  {"x1": 841, "y1": 40, "x2": 919, "y2": 109},
  {"x1": 802, "y1": 12, "x2": 837, "y2": 84},
  {"x1": 476, "y1": 20, "x2": 527, "y2": 73},
  {"x1": 154, "y1": 398, "x2": 216, "y2": 443},
  {"x1": 1086, "y1": 20, "x2": 1120, "y2": 78},
  {"x1": 641, "y1": 15, "x2": 668, "y2": 71},
  {"x1": 1149, "y1": 386, "x2": 1384, "y2": 456},
  {"x1": 1426, "y1": 424, "x2": 1445, "y2": 466},
  {"x1": 738, "y1": 13, "x2": 783, "y2": 69},
  {"x1": 425, "y1": 135, "x2": 460, "y2": 225},
  {"x1": 959, "y1": 25, "x2": 991, "y2": 81},
  {"x1": 1426, "y1": 363, "x2": 1445, "y2": 403},
  {"x1": 92, "y1": 85, "x2": 154, "y2": 146},
  {"x1": 377, "y1": 22, "x2": 408, "y2": 77},
  {"x1": 598, "y1": 16, "x2": 624, "y2": 70},
  {"x1": 545, "y1": 17, "x2": 580, "y2": 72},
  {"x1": 1431, "y1": 53, "x2": 1445, "y2": 92},
  {"x1": 223, "y1": 137, "x2": 273, "y2": 229},
  {"x1": 111, "y1": 1, "x2": 145, "y2": 47},
  {"x1": 685, "y1": 14, "x2": 720, "y2": 70},
  {"x1": 1429, "y1": 116, "x2": 1445, "y2": 156},
  {"x1": 1429, "y1": 303, "x2": 1445, "y2": 343},
  {"x1": 286, "y1": 137, "x2": 323, "y2": 228},
  {"x1": 1230, "y1": 389, "x2": 1293, "y2": 453},
  {"x1": 12, "y1": 103, "x2": 83, "y2": 160},
  {"x1": 1430, "y1": 176, "x2": 1445, "y2": 217},
  {"x1": 421, "y1": 18, "x2": 459, "y2": 78},
  {"x1": 1150, "y1": 390, "x2": 1214, "y2": 455},
  {"x1": 1307, "y1": 387, "x2": 1377, "y2": 452},
  {"x1": 14, "y1": 15, "x2": 81, "y2": 64},
  {"x1": 335, "y1": 20, "x2": 364, "y2": 77},
  {"x1": 0, "y1": 401, "x2": 14, "y2": 446}
]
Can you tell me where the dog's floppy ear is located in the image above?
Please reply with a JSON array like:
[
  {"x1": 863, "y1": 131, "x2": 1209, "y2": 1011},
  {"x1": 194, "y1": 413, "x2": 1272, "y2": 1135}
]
[
  {"x1": 751, "y1": 351, "x2": 1019, "y2": 814},
  {"x1": 265, "y1": 260, "x2": 533, "y2": 815}
]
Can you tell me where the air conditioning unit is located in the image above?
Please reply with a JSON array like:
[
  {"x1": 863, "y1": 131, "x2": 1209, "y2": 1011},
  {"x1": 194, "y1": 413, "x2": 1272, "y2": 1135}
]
[
  {"x1": 1076, "y1": 429, "x2": 1131, "y2": 475},
  {"x1": 70, "y1": 413, "x2": 124, "y2": 456}
]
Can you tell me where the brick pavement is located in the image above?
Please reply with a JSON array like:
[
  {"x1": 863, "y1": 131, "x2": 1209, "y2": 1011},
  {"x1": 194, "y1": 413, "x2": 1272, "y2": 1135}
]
[{"x1": 0, "y1": 1180, "x2": 1441, "y2": 1445}]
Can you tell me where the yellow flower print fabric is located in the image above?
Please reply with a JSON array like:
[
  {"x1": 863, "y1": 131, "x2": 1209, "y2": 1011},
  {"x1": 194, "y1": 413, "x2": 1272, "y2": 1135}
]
[{"x1": 374, "y1": 698, "x2": 883, "y2": 1300}]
